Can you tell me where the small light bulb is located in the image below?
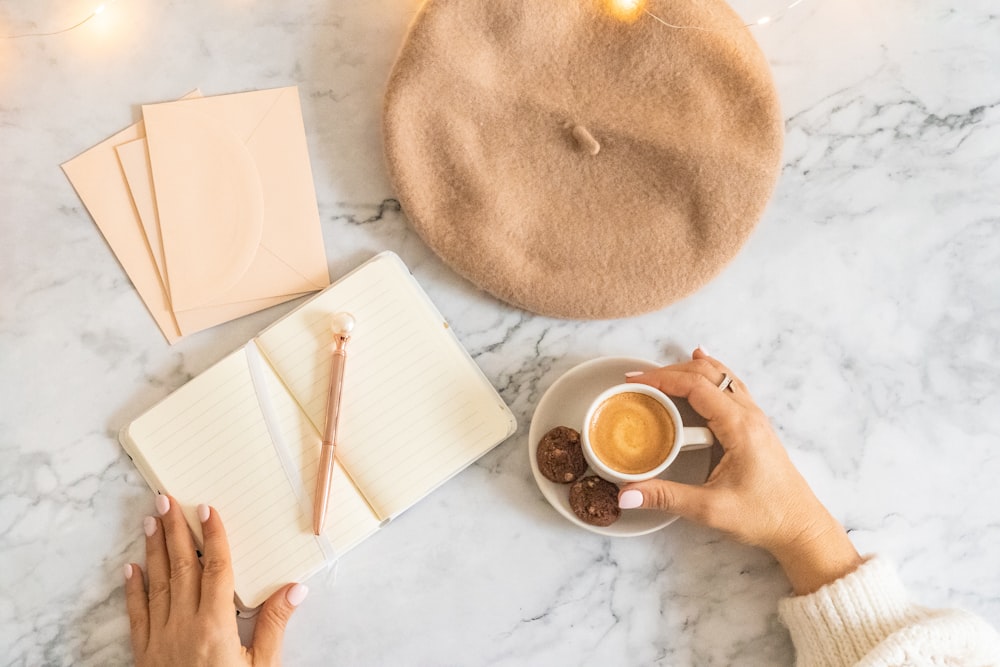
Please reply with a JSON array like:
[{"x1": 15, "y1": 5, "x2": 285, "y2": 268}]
[
  {"x1": 756, "y1": 15, "x2": 772, "y2": 25},
  {"x1": 94, "y1": 4, "x2": 106, "y2": 14},
  {"x1": 608, "y1": 0, "x2": 645, "y2": 21}
]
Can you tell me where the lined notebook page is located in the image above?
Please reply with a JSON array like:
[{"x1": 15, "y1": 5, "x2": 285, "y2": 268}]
[
  {"x1": 122, "y1": 350, "x2": 326, "y2": 608},
  {"x1": 256, "y1": 252, "x2": 516, "y2": 519}
]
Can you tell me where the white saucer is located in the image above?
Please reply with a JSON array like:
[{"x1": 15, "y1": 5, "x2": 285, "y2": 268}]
[{"x1": 528, "y1": 356, "x2": 714, "y2": 537}]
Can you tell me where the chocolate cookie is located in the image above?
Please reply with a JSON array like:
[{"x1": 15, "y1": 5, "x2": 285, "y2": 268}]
[
  {"x1": 568, "y1": 476, "x2": 621, "y2": 527},
  {"x1": 536, "y1": 426, "x2": 587, "y2": 484}
]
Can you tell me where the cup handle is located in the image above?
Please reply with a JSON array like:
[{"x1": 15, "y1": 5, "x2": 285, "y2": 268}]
[{"x1": 679, "y1": 426, "x2": 715, "y2": 451}]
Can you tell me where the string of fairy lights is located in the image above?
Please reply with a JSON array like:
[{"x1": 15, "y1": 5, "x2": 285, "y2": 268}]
[
  {"x1": 0, "y1": 0, "x2": 117, "y2": 39},
  {"x1": 1, "y1": 0, "x2": 807, "y2": 40},
  {"x1": 611, "y1": 0, "x2": 806, "y2": 28}
]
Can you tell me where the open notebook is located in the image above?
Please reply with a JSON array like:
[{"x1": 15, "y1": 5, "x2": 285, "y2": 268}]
[{"x1": 120, "y1": 252, "x2": 517, "y2": 608}]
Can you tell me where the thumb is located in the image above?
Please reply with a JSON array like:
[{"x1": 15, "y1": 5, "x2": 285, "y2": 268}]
[
  {"x1": 619, "y1": 479, "x2": 715, "y2": 525},
  {"x1": 250, "y1": 583, "x2": 308, "y2": 664}
]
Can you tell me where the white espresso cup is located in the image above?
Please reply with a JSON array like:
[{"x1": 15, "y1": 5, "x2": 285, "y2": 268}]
[{"x1": 582, "y1": 383, "x2": 715, "y2": 484}]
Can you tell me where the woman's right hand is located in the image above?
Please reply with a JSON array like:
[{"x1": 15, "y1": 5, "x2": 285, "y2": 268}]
[{"x1": 619, "y1": 348, "x2": 863, "y2": 595}]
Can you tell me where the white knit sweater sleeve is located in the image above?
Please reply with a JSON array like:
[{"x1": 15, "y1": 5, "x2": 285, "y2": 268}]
[{"x1": 777, "y1": 555, "x2": 1000, "y2": 667}]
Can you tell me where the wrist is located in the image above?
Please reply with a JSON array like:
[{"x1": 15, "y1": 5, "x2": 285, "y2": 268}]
[{"x1": 769, "y1": 517, "x2": 863, "y2": 595}]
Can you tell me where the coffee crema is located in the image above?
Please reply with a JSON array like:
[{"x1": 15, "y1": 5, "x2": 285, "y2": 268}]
[{"x1": 588, "y1": 392, "x2": 675, "y2": 474}]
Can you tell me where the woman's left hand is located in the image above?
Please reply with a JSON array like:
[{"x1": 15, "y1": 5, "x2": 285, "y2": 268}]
[{"x1": 124, "y1": 495, "x2": 308, "y2": 667}]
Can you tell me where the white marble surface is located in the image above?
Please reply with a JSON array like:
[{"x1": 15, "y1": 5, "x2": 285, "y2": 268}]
[{"x1": 2, "y1": 0, "x2": 998, "y2": 664}]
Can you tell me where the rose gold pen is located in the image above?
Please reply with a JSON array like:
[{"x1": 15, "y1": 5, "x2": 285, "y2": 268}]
[{"x1": 313, "y1": 312, "x2": 355, "y2": 535}]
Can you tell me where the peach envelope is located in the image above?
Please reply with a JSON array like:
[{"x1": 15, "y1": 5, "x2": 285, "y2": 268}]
[
  {"x1": 115, "y1": 138, "x2": 169, "y2": 290},
  {"x1": 63, "y1": 90, "x2": 321, "y2": 344},
  {"x1": 61, "y1": 93, "x2": 207, "y2": 344},
  {"x1": 141, "y1": 86, "x2": 330, "y2": 333},
  {"x1": 114, "y1": 135, "x2": 309, "y2": 336}
]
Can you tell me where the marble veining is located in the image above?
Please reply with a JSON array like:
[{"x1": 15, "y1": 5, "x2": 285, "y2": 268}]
[{"x1": 1, "y1": 0, "x2": 998, "y2": 665}]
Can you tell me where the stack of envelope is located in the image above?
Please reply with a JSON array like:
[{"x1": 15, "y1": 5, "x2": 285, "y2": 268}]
[{"x1": 62, "y1": 86, "x2": 330, "y2": 344}]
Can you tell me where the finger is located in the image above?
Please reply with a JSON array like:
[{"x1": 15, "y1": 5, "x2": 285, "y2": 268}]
[
  {"x1": 143, "y1": 514, "x2": 170, "y2": 628},
  {"x1": 691, "y1": 347, "x2": 750, "y2": 395},
  {"x1": 197, "y1": 504, "x2": 235, "y2": 615},
  {"x1": 665, "y1": 356, "x2": 740, "y2": 391},
  {"x1": 250, "y1": 583, "x2": 309, "y2": 663},
  {"x1": 123, "y1": 563, "x2": 149, "y2": 659},
  {"x1": 156, "y1": 494, "x2": 202, "y2": 615},
  {"x1": 669, "y1": 358, "x2": 752, "y2": 405},
  {"x1": 671, "y1": 358, "x2": 728, "y2": 388},
  {"x1": 618, "y1": 479, "x2": 721, "y2": 527}
]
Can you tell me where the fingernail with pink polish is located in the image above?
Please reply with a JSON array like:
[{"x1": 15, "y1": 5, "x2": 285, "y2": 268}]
[
  {"x1": 143, "y1": 516, "x2": 157, "y2": 537},
  {"x1": 286, "y1": 583, "x2": 309, "y2": 607},
  {"x1": 624, "y1": 371, "x2": 645, "y2": 378},
  {"x1": 198, "y1": 504, "x2": 210, "y2": 522},
  {"x1": 619, "y1": 489, "x2": 644, "y2": 509},
  {"x1": 155, "y1": 494, "x2": 170, "y2": 516},
  {"x1": 123, "y1": 563, "x2": 134, "y2": 580}
]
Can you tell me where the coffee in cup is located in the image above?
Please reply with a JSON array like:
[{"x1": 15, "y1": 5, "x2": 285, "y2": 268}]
[
  {"x1": 582, "y1": 384, "x2": 714, "y2": 484},
  {"x1": 588, "y1": 392, "x2": 675, "y2": 474}
]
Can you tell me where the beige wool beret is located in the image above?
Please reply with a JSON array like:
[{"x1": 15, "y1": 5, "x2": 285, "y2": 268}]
[{"x1": 384, "y1": 0, "x2": 783, "y2": 319}]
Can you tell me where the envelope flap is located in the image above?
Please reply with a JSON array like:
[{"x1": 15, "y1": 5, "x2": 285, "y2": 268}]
[
  {"x1": 143, "y1": 104, "x2": 265, "y2": 311},
  {"x1": 244, "y1": 88, "x2": 327, "y2": 284}
]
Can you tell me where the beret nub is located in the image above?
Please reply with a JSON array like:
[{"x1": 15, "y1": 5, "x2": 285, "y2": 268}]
[{"x1": 384, "y1": 0, "x2": 783, "y2": 319}]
